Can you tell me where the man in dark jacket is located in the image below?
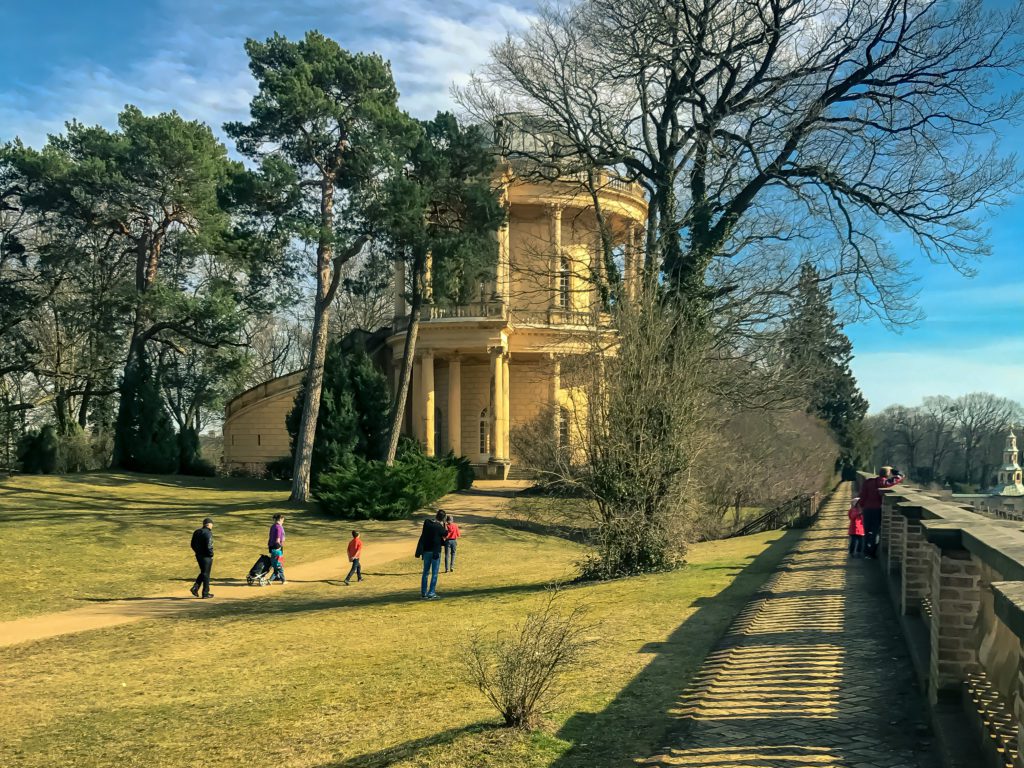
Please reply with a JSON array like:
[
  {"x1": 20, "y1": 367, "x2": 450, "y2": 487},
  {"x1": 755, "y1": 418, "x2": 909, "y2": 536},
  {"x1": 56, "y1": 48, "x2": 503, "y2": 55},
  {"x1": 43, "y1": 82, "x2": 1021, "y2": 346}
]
[
  {"x1": 415, "y1": 509, "x2": 448, "y2": 599},
  {"x1": 190, "y1": 517, "x2": 215, "y2": 598}
]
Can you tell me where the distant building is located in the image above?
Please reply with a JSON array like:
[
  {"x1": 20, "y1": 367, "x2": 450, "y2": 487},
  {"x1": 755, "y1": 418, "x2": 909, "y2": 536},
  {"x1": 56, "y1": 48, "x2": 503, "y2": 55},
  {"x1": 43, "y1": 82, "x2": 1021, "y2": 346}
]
[
  {"x1": 949, "y1": 428, "x2": 1024, "y2": 519},
  {"x1": 222, "y1": 130, "x2": 647, "y2": 478}
]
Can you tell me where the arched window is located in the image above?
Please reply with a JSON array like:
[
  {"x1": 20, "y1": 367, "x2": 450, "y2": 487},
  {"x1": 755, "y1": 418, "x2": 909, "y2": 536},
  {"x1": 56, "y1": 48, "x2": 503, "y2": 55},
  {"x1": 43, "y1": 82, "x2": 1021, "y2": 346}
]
[
  {"x1": 558, "y1": 256, "x2": 571, "y2": 309},
  {"x1": 479, "y1": 408, "x2": 491, "y2": 455}
]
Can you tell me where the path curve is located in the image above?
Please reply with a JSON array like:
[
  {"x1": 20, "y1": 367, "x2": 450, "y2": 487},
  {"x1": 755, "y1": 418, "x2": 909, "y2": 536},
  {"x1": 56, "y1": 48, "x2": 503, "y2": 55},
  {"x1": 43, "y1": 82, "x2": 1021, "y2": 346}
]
[
  {"x1": 0, "y1": 536, "x2": 416, "y2": 648},
  {"x1": 0, "y1": 483, "x2": 525, "y2": 648}
]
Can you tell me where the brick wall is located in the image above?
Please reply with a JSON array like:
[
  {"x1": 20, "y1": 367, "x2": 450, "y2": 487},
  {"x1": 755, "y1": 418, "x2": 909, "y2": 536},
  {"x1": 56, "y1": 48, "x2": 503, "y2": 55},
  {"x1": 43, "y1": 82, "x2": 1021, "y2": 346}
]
[
  {"x1": 902, "y1": 518, "x2": 930, "y2": 616},
  {"x1": 928, "y1": 543, "x2": 981, "y2": 703}
]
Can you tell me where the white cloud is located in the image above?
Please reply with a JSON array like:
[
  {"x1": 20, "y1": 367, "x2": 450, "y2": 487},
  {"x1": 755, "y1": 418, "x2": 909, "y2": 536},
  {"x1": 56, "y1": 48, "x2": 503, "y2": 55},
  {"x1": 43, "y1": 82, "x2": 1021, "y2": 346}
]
[
  {"x1": 854, "y1": 345, "x2": 1024, "y2": 412},
  {"x1": 0, "y1": 0, "x2": 535, "y2": 147}
]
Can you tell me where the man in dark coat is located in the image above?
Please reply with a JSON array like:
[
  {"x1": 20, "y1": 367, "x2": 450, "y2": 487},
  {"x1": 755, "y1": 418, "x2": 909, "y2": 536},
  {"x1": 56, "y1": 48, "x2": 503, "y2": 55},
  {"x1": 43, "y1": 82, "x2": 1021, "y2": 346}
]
[
  {"x1": 190, "y1": 517, "x2": 215, "y2": 598},
  {"x1": 415, "y1": 509, "x2": 448, "y2": 599}
]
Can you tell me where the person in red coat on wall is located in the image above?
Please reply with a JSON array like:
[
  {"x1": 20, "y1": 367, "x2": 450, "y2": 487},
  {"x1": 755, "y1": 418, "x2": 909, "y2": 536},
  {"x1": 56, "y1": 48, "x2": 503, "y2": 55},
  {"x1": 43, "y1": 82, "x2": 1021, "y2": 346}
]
[
  {"x1": 848, "y1": 500, "x2": 865, "y2": 558},
  {"x1": 858, "y1": 467, "x2": 904, "y2": 559}
]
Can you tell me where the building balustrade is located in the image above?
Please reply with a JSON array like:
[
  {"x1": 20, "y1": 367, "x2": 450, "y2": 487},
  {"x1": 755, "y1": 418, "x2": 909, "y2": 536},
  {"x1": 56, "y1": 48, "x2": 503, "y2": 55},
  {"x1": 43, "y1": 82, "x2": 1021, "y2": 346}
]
[
  {"x1": 875, "y1": 480, "x2": 1024, "y2": 767},
  {"x1": 391, "y1": 302, "x2": 612, "y2": 332},
  {"x1": 553, "y1": 169, "x2": 645, "y2": 201}
]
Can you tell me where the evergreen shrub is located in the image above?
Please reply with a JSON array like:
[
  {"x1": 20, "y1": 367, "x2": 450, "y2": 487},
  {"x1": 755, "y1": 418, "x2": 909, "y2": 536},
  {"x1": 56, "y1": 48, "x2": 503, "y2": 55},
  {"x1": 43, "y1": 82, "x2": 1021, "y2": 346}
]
[
  {"x1": 286, "y1": 341, "x2": 390, "y2": 483},
  {"x1": 113, "y1": 355, "x2": 178, "y2": 474},
  {"x1": 315, "y1": 448, "x2": 457, "y2": 519},
  {"x1": 443, "y1": 450, "x2": 475, "y2": 491},
  {"x1": 266, "y1": 456, "x2": 294, "y2": 481},
  {"x1": 178, "y1": 427, "x2": 216, "y2": 476},
  {"x1": 17, "y1": 425, "x2": 60, "y2": 474}
]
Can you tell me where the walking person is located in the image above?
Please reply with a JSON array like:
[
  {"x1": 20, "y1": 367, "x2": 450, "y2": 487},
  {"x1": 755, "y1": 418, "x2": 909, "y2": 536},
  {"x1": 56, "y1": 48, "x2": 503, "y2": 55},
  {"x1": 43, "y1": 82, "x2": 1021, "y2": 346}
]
[
  {"x1": 189, "y1": 517, "x2": 215, "y2": 599},
  {"x1": 268, "y1": 513, "x2": 286, "y2": 584},
  {"x1": 344, "y1": 530, "x2": 363, "y2": 585},
  {"x1": 415, "y1": 510, "x2": 447, "y2": 599},
  {"x1": 443, "y1": 513, "x2": 461, "y2": 573},
  {"x1": 858, "y1": 467, "x2": 904, "y2": 559},
  {"x1": 848, "y1": 499, "x2": 865, "y2": 558}
]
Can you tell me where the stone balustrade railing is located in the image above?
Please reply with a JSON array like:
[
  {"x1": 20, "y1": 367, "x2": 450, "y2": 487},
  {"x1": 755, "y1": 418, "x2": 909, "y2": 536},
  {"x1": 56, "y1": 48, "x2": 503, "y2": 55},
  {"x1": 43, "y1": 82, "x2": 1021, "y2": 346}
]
[
  {"x1": 877, "y1": 480, "x2": 1024, "y2": 767},
  {"x1": 391, "y1": 303, "x2": 613, "y2": 332}
]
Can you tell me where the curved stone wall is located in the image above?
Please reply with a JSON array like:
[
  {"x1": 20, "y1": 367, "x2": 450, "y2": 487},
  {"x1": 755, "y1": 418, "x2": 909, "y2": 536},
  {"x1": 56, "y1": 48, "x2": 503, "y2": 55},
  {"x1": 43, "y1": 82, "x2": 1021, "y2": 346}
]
[{"x1": 222, "y1": 371, "x2": 302, "y2": 472}]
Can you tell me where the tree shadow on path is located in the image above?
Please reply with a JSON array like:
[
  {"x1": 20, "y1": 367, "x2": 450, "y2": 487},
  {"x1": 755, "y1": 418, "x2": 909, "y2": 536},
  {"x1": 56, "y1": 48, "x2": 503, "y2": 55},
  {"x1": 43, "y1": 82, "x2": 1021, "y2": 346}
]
[{"x1": 546, "y1": 527, "x2": 805, "y2": 768}]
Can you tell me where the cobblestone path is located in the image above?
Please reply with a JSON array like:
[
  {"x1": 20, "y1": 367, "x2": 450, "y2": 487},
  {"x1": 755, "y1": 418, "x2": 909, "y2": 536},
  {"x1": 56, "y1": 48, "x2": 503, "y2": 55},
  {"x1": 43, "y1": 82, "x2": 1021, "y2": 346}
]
[{"x1": 643, "y1": 483, "x2": 938, "y2": 768}]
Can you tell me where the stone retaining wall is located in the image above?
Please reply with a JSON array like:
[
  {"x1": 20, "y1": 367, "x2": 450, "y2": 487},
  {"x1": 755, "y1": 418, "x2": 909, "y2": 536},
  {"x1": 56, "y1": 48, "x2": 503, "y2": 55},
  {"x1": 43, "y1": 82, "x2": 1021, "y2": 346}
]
[{"x1": 876, "y1": 480, "x2": 1024, "y2": 767}]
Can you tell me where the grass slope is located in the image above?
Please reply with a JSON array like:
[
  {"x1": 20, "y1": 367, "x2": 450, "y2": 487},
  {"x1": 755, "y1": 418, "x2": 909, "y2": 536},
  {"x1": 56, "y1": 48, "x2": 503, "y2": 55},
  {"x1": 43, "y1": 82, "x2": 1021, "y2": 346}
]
[
  {"x1": 3, "y1": 474, "x2": 800, "y2": 768},
  {"x1": 2, "y1": 472, "x2": 417, "y2": 619}
]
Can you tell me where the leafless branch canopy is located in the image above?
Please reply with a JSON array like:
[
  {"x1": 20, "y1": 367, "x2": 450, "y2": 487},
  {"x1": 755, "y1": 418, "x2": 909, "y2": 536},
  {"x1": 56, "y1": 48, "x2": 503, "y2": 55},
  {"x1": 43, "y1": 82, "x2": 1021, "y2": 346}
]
[{"x1": 460, "y1": 0, "x2": 1024, "y2": 324}]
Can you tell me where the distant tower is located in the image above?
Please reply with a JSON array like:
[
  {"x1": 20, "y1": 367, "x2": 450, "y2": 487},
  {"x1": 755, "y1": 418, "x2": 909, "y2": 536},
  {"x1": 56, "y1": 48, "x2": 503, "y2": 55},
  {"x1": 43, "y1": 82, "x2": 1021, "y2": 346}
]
[{"x1": 993, "y1": 426, "x2": 1024, "y2": 496}]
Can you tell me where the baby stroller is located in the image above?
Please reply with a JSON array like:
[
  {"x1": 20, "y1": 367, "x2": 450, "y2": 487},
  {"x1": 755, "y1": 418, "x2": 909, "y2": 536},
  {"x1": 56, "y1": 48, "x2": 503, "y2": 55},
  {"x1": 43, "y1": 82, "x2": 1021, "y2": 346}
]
[{"x1": 247, "y1": 554, "x2": 273, "y2": 586}]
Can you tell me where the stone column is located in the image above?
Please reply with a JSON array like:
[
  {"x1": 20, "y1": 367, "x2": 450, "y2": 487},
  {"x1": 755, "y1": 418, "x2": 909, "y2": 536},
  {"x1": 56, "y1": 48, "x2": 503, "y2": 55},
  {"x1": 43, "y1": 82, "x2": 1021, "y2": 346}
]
[
  {"x1": 448, "y1": 357, "x2": 462, "y2": 457},
  {"x1": 548, "y1": 204, "x2": 563, "y2": 311},
  {"x1": 490, "y1": 347, "x2": 507, "y2": 461},
  {"x1": 422, "y1": 351, "x2": 435, "y2": 457},
  {"x1": 502, "y1": 352, "x2": 511, "y2": 459},
  {"x1": 411, "y1": 356, "x2": 423, "y2": 443},
  {"x1": 394, "y1": 259, "x2": 407, "y2": 318},
  {"x1": 928, "y1": 540, "x2": 982, "y2": 704}
]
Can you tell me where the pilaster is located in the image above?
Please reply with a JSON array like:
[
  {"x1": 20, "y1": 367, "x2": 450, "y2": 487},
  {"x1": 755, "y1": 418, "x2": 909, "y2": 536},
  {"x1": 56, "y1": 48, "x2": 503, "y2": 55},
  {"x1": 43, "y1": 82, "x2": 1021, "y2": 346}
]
[
  {"x1": 422, "y1": 351, "x2": 435, "y2": 457},
  {"x1": 448, "y1": 357, "x2": 462, "y2": 457}
]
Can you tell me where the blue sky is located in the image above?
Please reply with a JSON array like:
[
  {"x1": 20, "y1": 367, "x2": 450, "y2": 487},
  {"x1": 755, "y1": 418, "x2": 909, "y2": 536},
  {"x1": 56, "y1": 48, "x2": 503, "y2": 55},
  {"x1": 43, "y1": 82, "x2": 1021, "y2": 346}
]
[{"x1": 2, "y1": 0, "x2": 1021, "y2": 412}]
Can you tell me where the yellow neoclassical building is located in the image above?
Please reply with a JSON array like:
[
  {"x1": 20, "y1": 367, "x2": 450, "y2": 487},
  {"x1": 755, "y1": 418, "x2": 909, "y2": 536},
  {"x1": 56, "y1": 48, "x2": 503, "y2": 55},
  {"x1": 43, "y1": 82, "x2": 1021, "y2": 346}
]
[{"x1": 222, "y1": 161, "x2": 647, "y2": 478}]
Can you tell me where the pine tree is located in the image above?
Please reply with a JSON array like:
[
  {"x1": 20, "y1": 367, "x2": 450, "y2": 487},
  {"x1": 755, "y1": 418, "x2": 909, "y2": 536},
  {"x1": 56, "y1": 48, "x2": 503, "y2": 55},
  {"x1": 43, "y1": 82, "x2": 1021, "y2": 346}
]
[
  {"x1": 381, "y1": 112, "x2": 505, "y2": 465},
  {"x1": 286, "y1": 340, "x2": 390, "y2": 484},
  {"x1": 783, "y1": 264, "x2": 869, "y2": 472},
  {"x1": 113, "y1": 353, "x2": 178, "y2": 474},
  {"x1": 227, "y1": 31, "x2": 416, "y2": 502}
]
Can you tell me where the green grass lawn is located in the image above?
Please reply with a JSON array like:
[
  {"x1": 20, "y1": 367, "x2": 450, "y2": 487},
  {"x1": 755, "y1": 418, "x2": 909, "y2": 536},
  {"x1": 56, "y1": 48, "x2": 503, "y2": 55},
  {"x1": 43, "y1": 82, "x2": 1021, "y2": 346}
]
[
  {"x1": 1, "y1": 472, "x2": 419, "y2": 619},
  {"x1": 3, "y1": 473, "x2": 800, "y2": 768}
]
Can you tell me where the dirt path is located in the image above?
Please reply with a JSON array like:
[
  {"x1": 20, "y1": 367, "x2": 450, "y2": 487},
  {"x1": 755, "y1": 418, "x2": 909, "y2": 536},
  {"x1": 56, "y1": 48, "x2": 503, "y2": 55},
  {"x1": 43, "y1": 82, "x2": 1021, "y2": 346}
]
[
  {"x1": 0, "y1": 483, "x2": 527, "y2": 648},
  {"x1": 0, "y1": 535, "x2": 416, "y2": 648}
]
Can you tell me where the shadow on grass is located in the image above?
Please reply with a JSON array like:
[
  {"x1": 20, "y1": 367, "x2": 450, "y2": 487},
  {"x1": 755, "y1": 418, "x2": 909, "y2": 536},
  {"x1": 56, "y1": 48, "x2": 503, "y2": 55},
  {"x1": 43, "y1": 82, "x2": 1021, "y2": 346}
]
[
  {"x1": 316, "y1": 722, "x2": 496, "y2": 768},
  {"x1": 546, "y1": 526, "x2": 805, "y2": 768},
  {"x1": 56, "y1": 470, "x2": 290, "y2": 493},
  {"x1": 454, "y1": 512, "x2": 589, "y2": 544},
  {"x1": 195, "y1": 578, "x2": 555, "y2": 621}
]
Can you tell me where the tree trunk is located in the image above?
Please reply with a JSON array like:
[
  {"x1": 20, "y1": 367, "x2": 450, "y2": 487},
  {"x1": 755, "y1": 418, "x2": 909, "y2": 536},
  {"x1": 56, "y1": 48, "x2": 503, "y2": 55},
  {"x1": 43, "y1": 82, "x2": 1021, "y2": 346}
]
[
  {"x1": 290, "y1": 176, "x2": 336, "y2": 502},
  {"x1": 384, "y1": 249, "x2": 425, "y2": 466}
]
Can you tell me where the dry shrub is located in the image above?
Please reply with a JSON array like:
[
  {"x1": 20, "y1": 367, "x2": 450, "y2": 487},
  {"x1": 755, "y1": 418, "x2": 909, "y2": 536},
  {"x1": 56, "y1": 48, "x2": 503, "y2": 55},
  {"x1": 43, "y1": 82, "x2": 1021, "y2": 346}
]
[{"x1": 463, "y1": 590, "x2": 593, "y2": 729}]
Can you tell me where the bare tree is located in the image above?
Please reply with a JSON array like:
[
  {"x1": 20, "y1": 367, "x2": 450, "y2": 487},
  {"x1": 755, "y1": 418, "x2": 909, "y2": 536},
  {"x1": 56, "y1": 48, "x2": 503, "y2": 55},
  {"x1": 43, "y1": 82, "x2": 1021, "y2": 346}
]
[
  {"x1": 949, "y1": 392, "x2": 1022, "y2": 485},
  {"x1": 461, "y1": 0, "x2": 1024, "y2": 321}
]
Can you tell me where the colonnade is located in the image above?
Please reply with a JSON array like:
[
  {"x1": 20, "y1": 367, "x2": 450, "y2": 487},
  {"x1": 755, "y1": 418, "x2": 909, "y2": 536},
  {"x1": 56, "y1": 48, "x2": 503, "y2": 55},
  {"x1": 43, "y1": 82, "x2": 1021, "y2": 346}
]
[{"x1": 401, "y1": 349, "x2": 514, "y2": 462}]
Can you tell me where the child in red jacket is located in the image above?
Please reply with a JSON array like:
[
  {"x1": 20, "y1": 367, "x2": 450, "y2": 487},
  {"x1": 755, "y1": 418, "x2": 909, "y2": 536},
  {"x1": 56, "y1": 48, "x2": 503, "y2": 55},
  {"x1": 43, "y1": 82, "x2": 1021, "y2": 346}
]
[
  {"x1": 848, "y1": 500, "x2": 865, "y2": 558},
  {"x1": 344, "y1": 531, "x2": 363, "y2": 585}
]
